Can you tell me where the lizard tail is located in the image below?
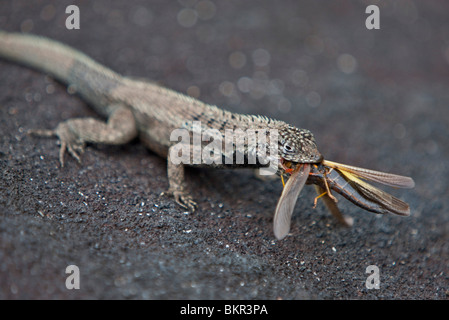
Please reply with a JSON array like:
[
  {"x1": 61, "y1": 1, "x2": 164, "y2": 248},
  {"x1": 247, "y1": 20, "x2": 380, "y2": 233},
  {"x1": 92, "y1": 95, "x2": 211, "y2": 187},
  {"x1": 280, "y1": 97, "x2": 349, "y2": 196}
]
[{"x1": 0, "y1": 30, "x2": 119, "y2": 84}]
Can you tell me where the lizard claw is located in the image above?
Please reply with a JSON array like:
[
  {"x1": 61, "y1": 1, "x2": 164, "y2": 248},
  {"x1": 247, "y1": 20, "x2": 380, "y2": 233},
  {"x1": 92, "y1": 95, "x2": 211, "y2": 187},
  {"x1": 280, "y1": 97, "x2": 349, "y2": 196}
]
[
  {"x1": 58, "y1": 139, "x2": 85, "y2": 167},
  {"x1": 29, "y1": 122, "x2": 85, "y2": 167},
  {"x1": 172, "y1": 190, "x2": 197, "y2": 212},
  {"x1": 55, "y1": 124, "x2": 86, "y2": 167}
]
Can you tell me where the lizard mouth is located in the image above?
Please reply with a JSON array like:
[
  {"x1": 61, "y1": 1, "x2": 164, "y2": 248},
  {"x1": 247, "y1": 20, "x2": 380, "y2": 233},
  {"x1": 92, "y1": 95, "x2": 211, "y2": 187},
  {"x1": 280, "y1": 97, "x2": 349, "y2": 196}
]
[
  {"x1": 279, "y1": 157, "x2": 300, "y2": 175},
  {"x1": 278, "y1": 158, "x2": 311, "y2": 188},
  {"x1": 279, "y1": 156, "x2": 323, "y2": 175}
]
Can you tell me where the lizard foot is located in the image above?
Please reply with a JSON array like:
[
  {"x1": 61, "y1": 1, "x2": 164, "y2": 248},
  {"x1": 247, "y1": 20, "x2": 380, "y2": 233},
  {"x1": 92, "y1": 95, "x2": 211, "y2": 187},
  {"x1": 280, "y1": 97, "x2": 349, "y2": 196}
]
[
  {"x1": 28, "y1": 122, "x2": 85, "y2": 167},
  {"x1": 171, "y1": 190, "x2": 197, "y2": 212}
]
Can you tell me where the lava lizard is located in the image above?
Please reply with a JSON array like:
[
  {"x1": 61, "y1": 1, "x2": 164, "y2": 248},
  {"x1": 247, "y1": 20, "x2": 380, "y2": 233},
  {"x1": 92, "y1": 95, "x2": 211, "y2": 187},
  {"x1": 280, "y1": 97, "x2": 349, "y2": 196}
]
[{"x1": 0, "y1": 31, "x2": 414, "y2": 240}]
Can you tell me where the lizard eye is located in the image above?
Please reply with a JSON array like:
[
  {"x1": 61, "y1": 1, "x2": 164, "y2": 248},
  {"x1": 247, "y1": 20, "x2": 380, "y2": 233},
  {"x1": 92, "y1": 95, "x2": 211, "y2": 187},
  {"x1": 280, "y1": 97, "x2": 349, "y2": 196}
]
[{"x1": 283, "y1": 144, "x2": 295, "y2": 153}]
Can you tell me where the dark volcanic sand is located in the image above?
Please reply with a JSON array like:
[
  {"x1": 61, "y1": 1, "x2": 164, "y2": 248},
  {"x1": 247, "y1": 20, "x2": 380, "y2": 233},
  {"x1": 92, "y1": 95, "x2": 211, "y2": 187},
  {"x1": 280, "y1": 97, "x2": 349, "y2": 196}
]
[{"x1": 0, "y1": 1, "x2": 448, "y2": 299}]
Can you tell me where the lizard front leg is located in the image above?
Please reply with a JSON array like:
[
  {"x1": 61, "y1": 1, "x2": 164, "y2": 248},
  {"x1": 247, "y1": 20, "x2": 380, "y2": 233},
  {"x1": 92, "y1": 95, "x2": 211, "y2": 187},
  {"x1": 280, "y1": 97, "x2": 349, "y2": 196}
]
[
  {"x1": 29, "y1": 105, "x2": 138, "y2": 166},
  {"x1": 166, "y1": 147, "x2": 197, "y2": 211}
]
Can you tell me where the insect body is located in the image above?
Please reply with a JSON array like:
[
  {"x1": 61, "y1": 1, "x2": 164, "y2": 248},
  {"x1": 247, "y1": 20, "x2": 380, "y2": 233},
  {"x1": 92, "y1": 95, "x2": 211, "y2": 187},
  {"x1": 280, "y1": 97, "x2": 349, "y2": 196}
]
[{"x1": 273, "y1": 159, "x2": 415, "y2": 240}]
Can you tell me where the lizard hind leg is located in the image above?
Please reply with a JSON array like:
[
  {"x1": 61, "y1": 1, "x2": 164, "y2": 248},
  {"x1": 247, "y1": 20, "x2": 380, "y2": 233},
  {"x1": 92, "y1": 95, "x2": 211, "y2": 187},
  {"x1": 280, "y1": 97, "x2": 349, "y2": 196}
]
[{"x1": 28, "y1": 105, "x2": 137, "y2": 167}]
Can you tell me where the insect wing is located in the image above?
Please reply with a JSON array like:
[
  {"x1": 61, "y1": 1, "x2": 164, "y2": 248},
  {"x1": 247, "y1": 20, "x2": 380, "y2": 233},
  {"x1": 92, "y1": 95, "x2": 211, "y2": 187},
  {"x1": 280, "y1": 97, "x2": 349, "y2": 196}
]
[
  {"x1": 338, "y1": 170, "x2": 411, "y2": 216},
  {"x1": 273, "y1": 164, "x2": 310, "y2": 240},
  {"x1": 322, "y1": 160, "x2": 415, "y2": 189}
]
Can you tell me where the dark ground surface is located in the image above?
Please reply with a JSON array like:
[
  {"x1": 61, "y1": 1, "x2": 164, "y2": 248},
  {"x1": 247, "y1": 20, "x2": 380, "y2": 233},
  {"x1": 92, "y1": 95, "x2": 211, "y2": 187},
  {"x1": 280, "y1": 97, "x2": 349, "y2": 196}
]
[{"x1": 0, "y1": 0, "x2": 448, "y2": 300}]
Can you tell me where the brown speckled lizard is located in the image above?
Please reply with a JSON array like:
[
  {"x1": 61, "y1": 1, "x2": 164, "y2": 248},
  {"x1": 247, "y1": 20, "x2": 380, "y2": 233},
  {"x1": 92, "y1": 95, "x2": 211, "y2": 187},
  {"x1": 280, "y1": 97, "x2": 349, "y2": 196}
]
[{"x1": 0, "y1": 31, "x2": 414, "y2": 240}]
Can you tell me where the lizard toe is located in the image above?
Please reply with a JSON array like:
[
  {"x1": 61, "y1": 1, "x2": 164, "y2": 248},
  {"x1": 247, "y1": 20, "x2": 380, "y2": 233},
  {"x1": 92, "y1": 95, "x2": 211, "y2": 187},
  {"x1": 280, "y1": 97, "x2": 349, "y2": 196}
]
[
  {"x1": 172, "y1": 191, "x2": 197, "y2": 212},
  {"x1": 28, "y1": 125, "x2": 85, "y2": 166},
  {"x1": 182, "y1": 196, "x2": 197, "y2": 212},
  {"x1": 27, "y1": 128, "x2": 56, "y2": 137},
  {"x1": 54, "y1": 122, "x2": 86, "y2": 166}
]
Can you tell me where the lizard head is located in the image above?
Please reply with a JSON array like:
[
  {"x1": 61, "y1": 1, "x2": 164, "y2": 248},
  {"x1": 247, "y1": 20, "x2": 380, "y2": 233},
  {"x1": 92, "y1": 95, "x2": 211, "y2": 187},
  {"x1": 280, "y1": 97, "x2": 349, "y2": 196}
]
[{"x1": 278, "y1": 125, "x2": 323, "y2": 165}]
